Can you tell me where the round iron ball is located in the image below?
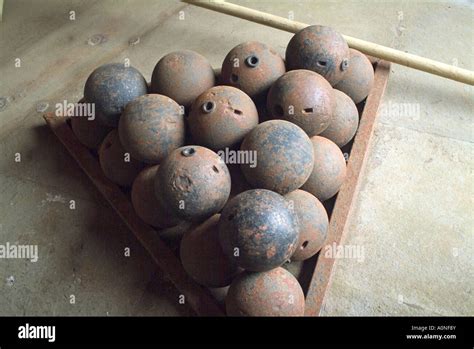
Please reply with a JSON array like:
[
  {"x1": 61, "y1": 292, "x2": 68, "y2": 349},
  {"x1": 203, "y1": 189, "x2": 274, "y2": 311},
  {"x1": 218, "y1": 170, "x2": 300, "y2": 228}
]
[
  {"x1": 285, "y1": 189, "x2": 329, "y2": 261},
  {"x1": 221, "y1": 41, "x2": 286, "y2": 101},
  {"x1": 98, "y1": 130, "x2": 145, "y2": 187},
  {"x1": 118, "y1": 94, "x2": 185, "y2": 164},
  {"x1": 70, "y1": 98, "x2": 112, "y2": 149},
  {"x1": 131, "y1": 165, "x2": 182, "y2": 229},
  {"x1": 150, "y1": 50, "x2": 215, "y2": 108},
  {"x1": 334, "y1": 49, "x2": 374, "y2": 104},
  {"x1": 267, "y1": 69, "x2": 335, "y2": 136},
  {"x1": 302, "y1": 136, "x2": 347, "y2": 201},
  {"x1": 320, "y1": 89, "x2": 359, "y2": 147},
  {"x1": 218, "y1": 189, "x2": 299, "y2": 272},
  {"x1": 155, "y1": 145, "x2": 231, "y2": 222},
  {"x1": 225, "y1": 267, "x2": 305, "y2": 316},
  {"x1": 240, "y1": 120, "x2": 314, "y2": 195},
  {"x1": 188, "y1": 86, "x2": 258, "y2": 150},
  {"x1": 180, "y1": 214, "x2": 240, "y2": 288},
  {"x1": 286, "y1": 25, "x2": 350, "y2": 86},
  {"x1": 84, "y1": 63, "x2": 147, "y2": 127}
]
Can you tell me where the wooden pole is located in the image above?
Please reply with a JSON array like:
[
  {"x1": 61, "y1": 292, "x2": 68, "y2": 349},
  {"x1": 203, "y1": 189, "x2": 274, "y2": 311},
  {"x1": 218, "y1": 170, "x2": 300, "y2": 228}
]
[{"x1": 183, "y1": 0, "x2": 474, "y2": 85}]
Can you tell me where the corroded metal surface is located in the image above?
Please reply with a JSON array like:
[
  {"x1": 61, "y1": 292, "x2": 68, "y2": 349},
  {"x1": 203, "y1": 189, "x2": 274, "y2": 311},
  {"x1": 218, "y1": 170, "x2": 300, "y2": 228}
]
[
  {"x1": 188, "y1": 86, "x2": 258, "y2": 150},
  {"x1": 225, "y1": 267, "x2": 305, "y2": 316},
  {"x1": 240, "y1": 120, "x2": 314, "y2": 195},
  {"x1": 285, "y1": 189, "x2": 329, "y2": 261},
  {"x1": 286, "y1": 25, "x2": 350, "y2": 86},
  {"x1": 44, "y1": 58, "x2": 391, "y2": 318},
  {"x1": 155, "y1": 145, "x2": 231, "y2": 222},
  {"x1": 43, "y1": 113, "x2": 224, "y2": 316},
  {"x1": 131, "y1": 165, "x2": 182, "y2": 229},
  {"x1": 320, "y1": 89, "x2": 359, "y2": 147},
  {"x1": 151, "y1": 50, "x2": 215, "y2": 108},
  {"x1": 302, "y1": 136, "x2": 347, "y2": 202},
  {"x1": 180, "y1": 214, "x2": 240, "y2": 288},
  {"x1": 221, "y1": 41, "x2": 286, "y2": 100},
  {"x1": 219, "y1": 189, "x2": 299, "y2": 272},
  {"x1": 84, "y1": 63, "x2": 147, "y2": 127},
  {"x1": 335, "y1": 49, "x2": 375, "y2": 104},
  {"x1": 70, "y1": 98, "x2": 112, "y2": 149},
  {"x1": 305, "y1": 60, "x2": 391, "y2": 316},
  {"x1": 118, "y1": 94, "x2": 185, "y2": 164},
  {"x1": 267, "y1": 69, "x2": 334, "y2": 136},
  {"x1": 98, "y1": 130, "x2": 144, "y2": 187}
]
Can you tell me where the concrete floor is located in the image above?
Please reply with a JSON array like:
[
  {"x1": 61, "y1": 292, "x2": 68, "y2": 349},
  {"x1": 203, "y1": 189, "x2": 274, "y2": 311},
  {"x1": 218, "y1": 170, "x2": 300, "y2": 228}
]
[{"x1": 0, "y1": 0, "x2": 472, "y2": 316}]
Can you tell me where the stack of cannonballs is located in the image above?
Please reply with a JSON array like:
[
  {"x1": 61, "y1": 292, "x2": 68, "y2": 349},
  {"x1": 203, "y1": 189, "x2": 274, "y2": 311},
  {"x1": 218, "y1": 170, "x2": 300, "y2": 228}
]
[{"x1": 71, "y1": 25, "x2": 374, "y2": 316}]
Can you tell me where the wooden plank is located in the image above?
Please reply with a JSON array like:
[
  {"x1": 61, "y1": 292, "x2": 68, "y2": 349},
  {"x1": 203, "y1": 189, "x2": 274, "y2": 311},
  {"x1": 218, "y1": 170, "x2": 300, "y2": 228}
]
[
  {"x1": 42, "y1": 113, "x2": 224, "y2": 317},
  {"x1": 304, "y1": 60, "x2": 391, "y2": 316}
]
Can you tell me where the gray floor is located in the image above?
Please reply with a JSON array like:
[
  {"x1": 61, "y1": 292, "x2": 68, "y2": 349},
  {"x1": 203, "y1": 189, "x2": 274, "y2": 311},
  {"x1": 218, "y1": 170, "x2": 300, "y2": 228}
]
[{"x1": 0, "y1": 0, "x2": 472, "y2": 316}]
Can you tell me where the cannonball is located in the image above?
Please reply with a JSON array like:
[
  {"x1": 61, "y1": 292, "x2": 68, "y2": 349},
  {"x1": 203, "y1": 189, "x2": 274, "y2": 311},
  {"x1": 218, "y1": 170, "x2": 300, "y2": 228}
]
[
  {"x1": 267, "y1": 70, "x2": 334, "y2": 136},
  {"x1": 70, "y1": 98, "x2": 112, "y2": 149},
  {"x1": 131, "y1": 165, "x2": 182, "y2": 229},
  {"x1": 335, "y1": 49, "x2": 374, "y2": 104},
  {"x1": 225, "y1": 267, "x2": 305, "y2": 316},
  {"x1": 84, "y1": 63, "x2": 147, "y2": 127},
  {"x1": 150, "y1": 50, "x2": 215, "y2": 108},
  {"x1": 188, "y1": 86, "x2": 258, "y2": 150},
  {"x1": 219, "y1": 189, "x2": 299, "y2": 272},
  {"x1": 155, "y1": 145, "x2": 231, "y2": 222},
  {"x1": 180, "y1": 214, "x2": 240, "y2": 288},
  {"x1": 240, "y1": 120, "x2": 314, "y2": 195},
  {"x1": 285, "y1": 189, "x2": 329, "y2": 261},
  {"x1": 320, "y1": 89, "x2": 359, "y2": 147},
  {"x1": 286, "y1": 25, "x2": 350, "y2": 86},
  {"x1": 221, "y1": 41, "x2": 286, "y2": 101},
  {"x1": 118, "y1": 94, "x2": 185, "y2": 164},
  {"x1": 98, "y1": 130, "x2": 145, "y2": 187},
  {"x1": 302, "y1": 136, "x2": 346, "y2": 201}
]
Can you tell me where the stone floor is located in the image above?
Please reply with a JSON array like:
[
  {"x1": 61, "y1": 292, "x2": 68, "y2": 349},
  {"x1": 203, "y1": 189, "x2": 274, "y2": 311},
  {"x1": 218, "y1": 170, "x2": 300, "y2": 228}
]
[{"x1": 0, "y1": 0, "x2": 472, "y2": 316}]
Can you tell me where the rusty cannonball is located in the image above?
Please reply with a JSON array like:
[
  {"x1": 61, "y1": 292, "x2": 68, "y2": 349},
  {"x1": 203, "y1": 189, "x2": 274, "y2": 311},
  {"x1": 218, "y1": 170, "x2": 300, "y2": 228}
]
[
  {"x1": 70, "y1": 98, "x2": 112, "y2": 149},
  {"x1": 286, "y1": 25, "x2": 350, "y2": 86},
  {"x1": 155, "y1": 145, "x2": 231, "y2": 222},
  {"x1": 240, "y1": 120, "x2": 314, "y2": 195},
  {"x1": 320, "y1": 89, "x2": 359, "y2": 147},
  {"x1": 221, "y1": 41, "x2": 286, "y2": 101},
  {"x1": 219, "y1": 189, "x2": 299, "y2": 272},
  {"x1": 285, "y1": 189, "x2": 329, "y2": 261},
  {"x1": 151, "y1": 50, "x2": 215, "y2": 108},
  {"x1": 267, "y1": 70, "x2": 335, "y2": 136},
  {"x1": 302, "y1": 136, "x2": 346, "y2": 201},
  {"x1": 118, "y1": 94, "x2": 185, "y2": 164},
  {"x1": 84, "y1": 63, "x2": 147, "y2": 127},
  {"x1": 334, "y1": 49, "x2": 375, "y2": 104},
  {"x1": 98, "y1": 130, "x2": 145, "y2": 187},
  {"x1": 225, "y1": 267, "x2": 305, "y2": 316},
  {"x1": 188, "y1": 86, "x2": 259, "y2": 151},
  {"x1": 131, "y1": 165, "x2": 182, "y2": 229},
  {"x1": 180, "y1": 214, "x2": 240, "y2": 288}
]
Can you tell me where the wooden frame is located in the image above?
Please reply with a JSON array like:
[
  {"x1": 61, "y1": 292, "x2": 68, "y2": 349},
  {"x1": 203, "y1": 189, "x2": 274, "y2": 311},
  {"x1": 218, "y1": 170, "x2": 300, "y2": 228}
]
[{"x1": 43, "y1": 59, "x2": 390, "y2": 317}]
